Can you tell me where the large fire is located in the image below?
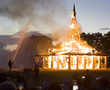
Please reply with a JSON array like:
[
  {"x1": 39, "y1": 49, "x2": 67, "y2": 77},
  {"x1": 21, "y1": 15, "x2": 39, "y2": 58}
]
[{"x1": 40, "y1": 5, "x2": 107, "y2": 70}]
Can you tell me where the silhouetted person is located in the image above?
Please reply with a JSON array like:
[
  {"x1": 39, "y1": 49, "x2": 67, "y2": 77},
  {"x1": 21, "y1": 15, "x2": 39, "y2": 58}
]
[
  {"x1": 32, "y1": 57, "x2": 39, "y2": 77},
  {"x1": 8, "y1": 59, "x2": 13, "y2": 72}
]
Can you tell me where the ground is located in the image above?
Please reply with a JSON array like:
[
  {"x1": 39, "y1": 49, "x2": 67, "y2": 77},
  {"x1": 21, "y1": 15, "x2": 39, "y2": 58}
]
[{"x1": 1, "y1": 69, "x2": 110, "y2": 88}]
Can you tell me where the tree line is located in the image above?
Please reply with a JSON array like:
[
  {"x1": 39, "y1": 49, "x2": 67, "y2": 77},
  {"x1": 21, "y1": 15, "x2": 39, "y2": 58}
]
[{"x1": 80, "y1": 31, "x2": 110, "y2": 55}]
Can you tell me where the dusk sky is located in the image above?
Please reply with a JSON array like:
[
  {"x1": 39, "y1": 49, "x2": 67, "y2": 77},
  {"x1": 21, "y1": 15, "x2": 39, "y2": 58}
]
[{"x1": 0, "y1": 0, "x2": 110, "y2": 35}]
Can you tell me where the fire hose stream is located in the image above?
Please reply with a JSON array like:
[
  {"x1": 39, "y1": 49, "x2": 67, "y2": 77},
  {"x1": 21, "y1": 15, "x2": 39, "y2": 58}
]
[{"x1": 12, "y1": 20, "x2": 32, "y2": 62}]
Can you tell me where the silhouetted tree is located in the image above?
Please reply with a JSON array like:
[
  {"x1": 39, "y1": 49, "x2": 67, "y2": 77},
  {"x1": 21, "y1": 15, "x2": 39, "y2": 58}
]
[{"x1": 80, "y1": 31, "x2": 110, "y2": 55}]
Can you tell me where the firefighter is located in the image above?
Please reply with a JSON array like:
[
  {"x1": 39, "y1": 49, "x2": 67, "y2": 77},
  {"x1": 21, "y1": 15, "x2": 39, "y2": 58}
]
[
  {"x1": 32, "y1": 56, "x2": 39, "y2": 77},
  {"x1": 8, "y1": 59, "x2": 13, "y2": 72}
]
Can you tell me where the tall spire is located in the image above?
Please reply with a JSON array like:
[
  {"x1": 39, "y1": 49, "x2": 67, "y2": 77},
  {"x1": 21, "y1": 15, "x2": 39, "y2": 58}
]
[
  {"x1": 70, "y1": 3, "x2": 77, "y2": 29},
  {"x1": 72, "y1": 3, "x2": 77, "y2": 19},
  {"x1": 73, "y1": 4, "x2": 76, "y2": 17}
]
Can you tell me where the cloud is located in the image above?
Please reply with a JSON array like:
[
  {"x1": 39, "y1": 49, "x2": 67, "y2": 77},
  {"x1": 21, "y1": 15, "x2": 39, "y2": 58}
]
[
  {"x1": 0, "y1": 0, "x2": 69, "y2": 35},
  {"x1": 0, "y1": 16, "x2": 19, "y2": 35},
  {"x1": 100, "y1": 27, "x2": 110, "y2": 30},
  {"x1": 8, "y1": 0, "x2": 37, "y2": 19},
  {"x1": 3, "y1": 44, "x2": 17, "y2": 51}
]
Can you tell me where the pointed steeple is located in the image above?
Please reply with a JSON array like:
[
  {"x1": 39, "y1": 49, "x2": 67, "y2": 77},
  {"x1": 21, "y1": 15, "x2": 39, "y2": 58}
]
[
  {"x1": 72, "y1": 3, "x2": 77, "y2": 19},
  {"x1": 70, "y1": 3, "x2": 77, "y2": 29},
  {"x1": 73, "y1": 4, "x2": 76, "y2": 17}
]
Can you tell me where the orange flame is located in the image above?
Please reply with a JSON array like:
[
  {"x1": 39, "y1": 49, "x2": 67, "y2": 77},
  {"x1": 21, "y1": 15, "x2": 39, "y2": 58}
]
[{"x1": 46, "y1": 10, "x2": 107, "y2": 70}]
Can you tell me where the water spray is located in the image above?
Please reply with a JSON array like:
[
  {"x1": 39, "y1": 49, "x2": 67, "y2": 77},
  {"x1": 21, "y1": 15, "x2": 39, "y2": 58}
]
[{"x1": 12, "y1": 20, "x2": 32, "y2": 62}]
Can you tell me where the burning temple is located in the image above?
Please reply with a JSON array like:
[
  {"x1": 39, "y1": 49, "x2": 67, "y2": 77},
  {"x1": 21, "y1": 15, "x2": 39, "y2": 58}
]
[{"x1": 36, "y1": 4, "x2": 107, "y2": 70}]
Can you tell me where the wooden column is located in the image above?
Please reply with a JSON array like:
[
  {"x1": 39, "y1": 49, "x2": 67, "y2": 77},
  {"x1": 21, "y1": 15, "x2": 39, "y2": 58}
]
[
  {"x1": 105, "y1": 56, "x2": 107, "y2": 69},
  {"x1": 57, "y1": 56, "x2": 59, "y2": 70},
  {"x1": 51, "y1": 56, "x2": 53, "y2": 69},
  {"x1": 93, "y1": 56, "x2": 95, "y2": 70},
  {"x1": 77, "y1": 56, "x2": 79, "y2": 70},
  {"x1": 68, "y1": 55, "x2": 71, "y2": 70},
  {"x1": 84, "y1": 56, "x2": 86, "y2": 70},
  {"x1": 99, "y1": 56, "x2": 101, "y2": 69}
]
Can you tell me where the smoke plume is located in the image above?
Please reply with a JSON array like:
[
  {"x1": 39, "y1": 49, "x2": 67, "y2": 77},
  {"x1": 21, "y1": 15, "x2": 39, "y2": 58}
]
[
  {"x1": 0, "y1": 0, "x2": 71, "y2": 49},
  {"x1": 5, "y1": 0, "x2": 68, "y2": 35}
]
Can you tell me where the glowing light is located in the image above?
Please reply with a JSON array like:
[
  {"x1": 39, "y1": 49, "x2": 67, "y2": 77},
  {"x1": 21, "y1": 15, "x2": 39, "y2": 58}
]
[
  {"x1": 71, "y1": 56, "x2": 77, "y2": 69},
  {"x1": 82, "y1": 75, "x2": 86, "y2": 79},
  {"x1": 78, "y1": 56, "x2": 85, "y2": 69},
  {"x1": 53, "y1": 56, "x2": 57, "y2": 69},
  {"x1": 73, "y1": 85, "x2": 79, "y2": 90},
  {"x1": 70, "y1": 23, "x2": 75, "y2": 29},
  {"x1": 48, "y1": 56, "x2": 52, "y2": 68},
  {"x1": 41, "y1": 7, "x2": 107, "y2": 70}
]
